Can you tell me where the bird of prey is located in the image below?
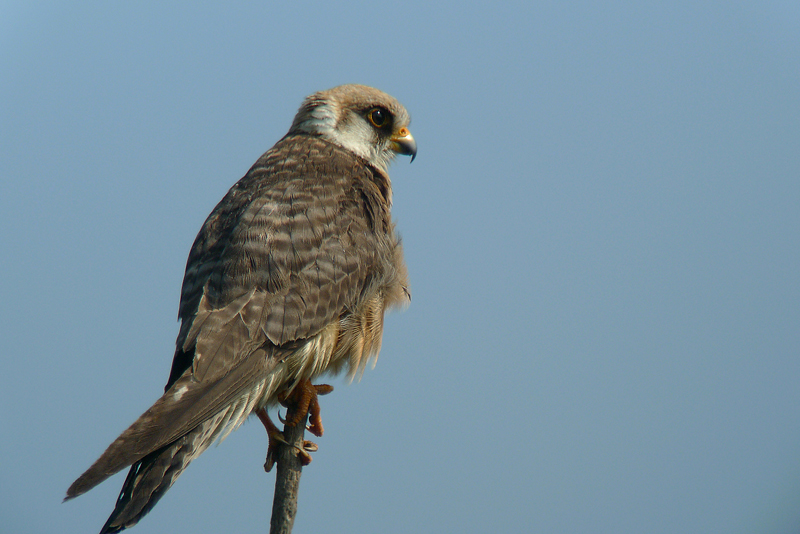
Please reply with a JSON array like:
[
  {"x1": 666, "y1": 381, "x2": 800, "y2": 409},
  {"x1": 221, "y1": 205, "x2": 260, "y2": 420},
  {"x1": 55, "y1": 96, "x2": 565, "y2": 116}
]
[{"x1": 65, "y1": 84, "x2": 416, "y2": 533}]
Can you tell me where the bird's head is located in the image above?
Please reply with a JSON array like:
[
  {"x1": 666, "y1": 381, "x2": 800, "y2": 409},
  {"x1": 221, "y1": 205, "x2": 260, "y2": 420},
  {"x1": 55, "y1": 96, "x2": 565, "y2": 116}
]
[{"x1": 289, "y1": 84, "x2": 416, "y2": 172}]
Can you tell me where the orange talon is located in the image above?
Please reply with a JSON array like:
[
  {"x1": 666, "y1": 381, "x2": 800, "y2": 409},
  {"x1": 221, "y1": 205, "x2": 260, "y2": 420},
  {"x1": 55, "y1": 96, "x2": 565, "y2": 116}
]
[
  {"x1": 259, "y1": 380, "x2": 334, "y2": 470},
  {"x1": 278, "y1": 379, "x2": 333, "y2": 437},
  {"x1": 256, "y1": 408, "x2": 286, "y2": 472}
]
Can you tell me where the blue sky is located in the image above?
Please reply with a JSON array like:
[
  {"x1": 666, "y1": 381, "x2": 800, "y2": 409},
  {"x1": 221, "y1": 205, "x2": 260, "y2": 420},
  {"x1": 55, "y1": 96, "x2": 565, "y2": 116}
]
[{"x1": 2, "y1": 2, "x2": 800, "y2": 533}]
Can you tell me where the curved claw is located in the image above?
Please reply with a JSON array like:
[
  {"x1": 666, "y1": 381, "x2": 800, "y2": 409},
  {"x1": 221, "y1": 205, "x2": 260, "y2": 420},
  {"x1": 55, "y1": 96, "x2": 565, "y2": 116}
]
[{"x1": 295, "y1": 445, "x2": 313, "y2": 466}]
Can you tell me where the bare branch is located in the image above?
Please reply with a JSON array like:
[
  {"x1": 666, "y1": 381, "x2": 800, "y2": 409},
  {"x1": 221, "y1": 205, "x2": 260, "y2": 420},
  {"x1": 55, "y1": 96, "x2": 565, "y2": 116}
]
[{"x1": 269, "y1": 410, "x2": 307, "y2": 534}]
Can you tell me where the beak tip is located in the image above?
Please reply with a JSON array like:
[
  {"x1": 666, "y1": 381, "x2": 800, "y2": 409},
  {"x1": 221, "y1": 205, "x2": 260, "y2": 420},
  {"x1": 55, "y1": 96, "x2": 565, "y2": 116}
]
[{"x1": 391, "y1": 130, "x2": 417, "y2": 163}]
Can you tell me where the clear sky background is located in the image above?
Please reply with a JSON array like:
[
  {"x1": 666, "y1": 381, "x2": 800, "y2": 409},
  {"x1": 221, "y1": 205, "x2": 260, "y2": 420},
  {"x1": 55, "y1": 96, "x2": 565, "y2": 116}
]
[{"x1": 2, "y1": 2, "x2": 799, "y2": 533}]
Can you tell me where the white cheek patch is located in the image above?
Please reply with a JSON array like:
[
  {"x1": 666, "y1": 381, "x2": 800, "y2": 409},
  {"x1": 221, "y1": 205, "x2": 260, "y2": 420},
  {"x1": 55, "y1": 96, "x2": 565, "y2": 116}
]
[{"x1": 331, "y1": 120, "x2": 376, "y2": 162}]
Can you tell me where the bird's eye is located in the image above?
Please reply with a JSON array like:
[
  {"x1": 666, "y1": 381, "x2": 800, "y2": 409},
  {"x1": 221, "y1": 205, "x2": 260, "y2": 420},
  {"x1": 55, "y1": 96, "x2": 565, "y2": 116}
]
[{"x1": 368, "y1": 108, "x2": 389, "y2": 128}]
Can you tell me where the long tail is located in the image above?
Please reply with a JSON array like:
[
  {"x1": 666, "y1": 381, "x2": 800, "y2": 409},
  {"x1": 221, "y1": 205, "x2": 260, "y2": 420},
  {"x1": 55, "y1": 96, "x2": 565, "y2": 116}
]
[
  {"x1": 66, "y1": 368, "x2": 273, "y2": 532},
  {"x1": 66, "y1": 343, "x2": 284, "y2": 532},
  {"x1": 97, "y1": 416, "x2": 223, "y2": 533},
  {"x1": 66, "y1": 348, "x2": 275, "y2": 501}
]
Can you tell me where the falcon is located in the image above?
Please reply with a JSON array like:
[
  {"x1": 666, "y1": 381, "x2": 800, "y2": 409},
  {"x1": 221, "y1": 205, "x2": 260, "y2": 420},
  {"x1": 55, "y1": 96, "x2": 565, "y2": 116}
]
[{"x1": 65, "y1": 84, "x2": 416, "y2": 533}]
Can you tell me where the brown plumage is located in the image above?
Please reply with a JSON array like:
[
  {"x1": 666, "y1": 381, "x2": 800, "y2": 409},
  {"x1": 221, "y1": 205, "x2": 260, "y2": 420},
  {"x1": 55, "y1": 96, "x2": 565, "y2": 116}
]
[{"x1": 65, "y1": 84, "x2": 415, "y2": 533}]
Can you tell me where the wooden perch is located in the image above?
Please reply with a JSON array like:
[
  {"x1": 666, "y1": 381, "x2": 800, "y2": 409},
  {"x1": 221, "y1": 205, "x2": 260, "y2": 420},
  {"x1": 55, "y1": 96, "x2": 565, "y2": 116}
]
[{"x1": 269, "y1": 407, "x2": 308, "y2": 534}]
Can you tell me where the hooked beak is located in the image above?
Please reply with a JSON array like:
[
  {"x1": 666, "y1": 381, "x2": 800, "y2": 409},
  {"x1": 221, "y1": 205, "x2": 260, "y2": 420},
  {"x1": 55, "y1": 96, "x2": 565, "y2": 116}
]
[{"x1": 390, "y1": 127, "x2": 417, "y2": 162}]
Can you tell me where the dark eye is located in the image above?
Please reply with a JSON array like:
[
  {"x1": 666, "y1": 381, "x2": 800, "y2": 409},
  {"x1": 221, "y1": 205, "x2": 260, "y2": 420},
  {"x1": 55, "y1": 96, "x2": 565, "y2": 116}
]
[{"x1": 368, "y1": 107, "x2": 389, "y2": 128}]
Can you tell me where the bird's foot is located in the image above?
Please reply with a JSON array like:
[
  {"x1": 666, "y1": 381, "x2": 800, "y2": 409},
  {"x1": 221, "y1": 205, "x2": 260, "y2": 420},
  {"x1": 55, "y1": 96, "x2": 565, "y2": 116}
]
[
  {"x1": 256, "y1": 379, "x2": 333, "y2": 471},
  {"x1": 257, "y1": 408, "x2": 285, "y2": 472},
  {"x1": 256, "y1": 408, "x2": 317, "y2": 472},
  {"x1": 278, "y1": 379, "x2": 334, "y2": 437}
]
